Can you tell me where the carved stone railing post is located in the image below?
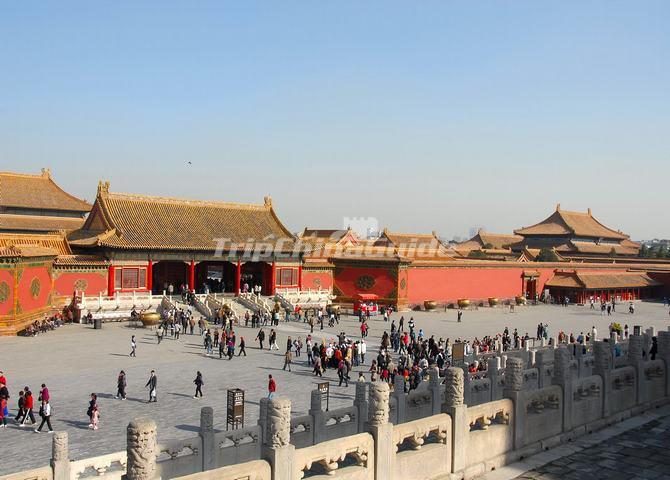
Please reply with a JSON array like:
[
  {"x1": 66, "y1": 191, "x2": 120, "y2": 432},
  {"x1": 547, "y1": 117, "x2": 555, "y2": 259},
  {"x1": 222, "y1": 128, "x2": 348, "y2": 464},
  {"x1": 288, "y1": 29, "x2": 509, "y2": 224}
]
[
  {"x1": 309, "y1": 389, "x2": 324, "y2": 445},
  {"x1": 51, "y1": 431, "x2": 70, "y2": 480},
  {"x1": 658, "y1": 330, "x2": 670, "y2": 397},
  {"x1": 200, "y1": 407, "x2": 215, "y2": 471},
  {"x1": 594, "y1": 341, "x2": 613, "y2": 417},
  {"x1": 354, "y1": 382, "x2": 368, "y2": 433},
  {"x1": 628, "y1": 334, "x2": 645, "y2": 404},
  {"x1": 392, "y1": 374, "x2": 406, "y2": 423},
  {"x1": 488, "y1": 357, "x2": 502, "y2": 400},
  {"x1": 126, "y1": 419, "x2": 158, "y2": 480},
  {"x1": 367, "y1": 382, "x2": 392, "y2": 480},
  {"x1": 443, "y1": 367, "x2": 466, "y2": 474},
  {"x1": 535, "y1": 351, "x2": 546, "y2": 389},
  {"x1": 429, "y1": 367, "x2": 442, "y2": 415},
  {"x1": 261, "y1": 397, "x2": 294, "y2": 480},
  {"x1": 551, "y1": 348, "x2": 574, "y2": 433},
  {"x1": 503, "y1": 357, "x2": 526, "y2": 449}
]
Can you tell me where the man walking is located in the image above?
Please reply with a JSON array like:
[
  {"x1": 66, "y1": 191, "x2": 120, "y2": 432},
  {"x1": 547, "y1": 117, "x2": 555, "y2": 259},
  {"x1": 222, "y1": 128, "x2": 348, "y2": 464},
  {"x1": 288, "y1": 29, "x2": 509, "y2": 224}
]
[
  {"x1": 193, "y1": 371, "x2": 204, "y2": 398},
  {"x1": 129, "y1": 336, "x2": 137, "y2": 357},
  {"x1": 34, "y1": 398, "x2": 53, "y2": 433},
  {"x1": 116, "y1": 371, "x2": 127, "y2": 400},
  {"x1": 145, "y1": 370, "x2": 157, "y2": 403}
]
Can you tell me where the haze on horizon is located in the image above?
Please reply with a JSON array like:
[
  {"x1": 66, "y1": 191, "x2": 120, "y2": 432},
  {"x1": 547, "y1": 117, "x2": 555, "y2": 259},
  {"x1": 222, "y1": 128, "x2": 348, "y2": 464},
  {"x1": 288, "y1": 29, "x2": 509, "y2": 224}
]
[{"x1": 1, "y1": 1, "x2": 668, "y2": 240}]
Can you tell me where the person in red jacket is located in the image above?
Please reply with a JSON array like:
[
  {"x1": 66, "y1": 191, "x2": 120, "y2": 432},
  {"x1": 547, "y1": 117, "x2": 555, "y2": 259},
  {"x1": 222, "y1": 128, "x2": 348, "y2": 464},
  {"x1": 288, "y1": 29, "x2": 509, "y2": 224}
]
[
  {"x1": 21, "y1": 387, "x2": 36, "y2": 426},
  {"x1": 267, "y1": 375, "x2": 276, "y2": 399}
]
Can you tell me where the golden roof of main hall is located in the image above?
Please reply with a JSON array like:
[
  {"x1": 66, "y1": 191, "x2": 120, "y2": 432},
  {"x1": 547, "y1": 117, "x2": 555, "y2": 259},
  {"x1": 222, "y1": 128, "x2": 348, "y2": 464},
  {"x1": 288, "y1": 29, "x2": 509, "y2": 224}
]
[
  {"x1": 0, "y1": 213, "x2": 85, "y2": 233},
  {"x1": 0, "y1": 169, "x2": 91, "y2": 212},
  {"x1": 514, "y1": 205, "x2": 628, "y2": 240},
  {"x1": 69, "y1": 182, "x2": 296, "y2": 252}
]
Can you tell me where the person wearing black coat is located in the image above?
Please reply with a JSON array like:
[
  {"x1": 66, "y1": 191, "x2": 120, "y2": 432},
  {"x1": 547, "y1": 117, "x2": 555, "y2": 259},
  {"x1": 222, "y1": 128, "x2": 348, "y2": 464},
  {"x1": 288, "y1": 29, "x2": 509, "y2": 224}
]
[
  {"x1": 193, "y1": 371, "x2": 204, "y2": 398},
  {"x1": 145, "y1": 371, "x2": 157, "y2": 402}
]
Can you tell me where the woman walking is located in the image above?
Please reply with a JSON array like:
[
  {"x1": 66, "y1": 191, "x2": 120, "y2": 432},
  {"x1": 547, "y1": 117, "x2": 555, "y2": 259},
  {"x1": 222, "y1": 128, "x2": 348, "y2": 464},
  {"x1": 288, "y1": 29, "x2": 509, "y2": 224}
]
[
  {"x1": 0, "y1": 395, "x2": 7, "y2": 428},
  {"x1": 34, "y1": 398, "x2": 53, "y2": 433}
]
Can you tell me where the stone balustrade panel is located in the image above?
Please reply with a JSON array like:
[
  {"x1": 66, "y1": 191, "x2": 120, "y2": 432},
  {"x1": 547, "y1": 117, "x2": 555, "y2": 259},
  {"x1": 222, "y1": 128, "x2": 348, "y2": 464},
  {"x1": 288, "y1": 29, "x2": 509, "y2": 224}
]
[
  {"x1": 641, "y1": 359, "x2": 666, "y2": 403},
  {"x1": 572, "y1": 376, "x2": 603, "y2": 426},
  {"x1": 391, "y1": 413, "x2": 451, "y2": 480},
  {"x1": 290, "y1": 415, "x2": 314, "y2": 449},
  {"x1": 292, "y1": 433, "x2": 374, "y2": 480},
  {"x1": 322, "y1": 406, "x2": 359, "y2": 442},
  {"x1": 0, "y1": 467, "x2": 53, "y2": 480},
  {"x1": 69, "y1": 451, "x2": 127, "y2": 480},
  {"x1": 519, "y1": 386, "x2": 563, "y2": 447},
  {"x1": 214, "y1": 425, "x2": 261, "y2": 467},
  {"x1": 609, "y1": 366, "x2": 637, "y2": 413},
  {"x1": 174, "y1": 460, "x2": 271, "y2": 480},
  {"x1": 155, "y1": 438, "x2": 202, "y2": 479},
  {"x1": 466, "y1": 399, "x2": 514, "y2": 468}
]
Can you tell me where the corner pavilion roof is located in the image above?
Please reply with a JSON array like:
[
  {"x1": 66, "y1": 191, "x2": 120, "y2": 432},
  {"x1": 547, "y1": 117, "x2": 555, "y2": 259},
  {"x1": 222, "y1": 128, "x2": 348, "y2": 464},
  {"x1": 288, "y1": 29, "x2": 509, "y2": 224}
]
[
  {"x1": 0, "y1": 169, "x2": 91, "y2": 212},
  {"x1": 514, "y1": 205, "x2": 628, "y2": 240},
  {"x1": 69, "y1": 182, "x2": 296, "y2": 252}
]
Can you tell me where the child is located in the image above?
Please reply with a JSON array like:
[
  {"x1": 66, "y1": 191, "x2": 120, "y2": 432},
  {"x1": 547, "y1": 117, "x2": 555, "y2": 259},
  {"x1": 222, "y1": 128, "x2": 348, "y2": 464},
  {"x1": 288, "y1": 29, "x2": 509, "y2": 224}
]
[
  {"x1": 0, "y1": 397, "x2": 8, "y2": 428},
  {"x1": 90, "y1": 405, "x2": 99, "y2": 430}
]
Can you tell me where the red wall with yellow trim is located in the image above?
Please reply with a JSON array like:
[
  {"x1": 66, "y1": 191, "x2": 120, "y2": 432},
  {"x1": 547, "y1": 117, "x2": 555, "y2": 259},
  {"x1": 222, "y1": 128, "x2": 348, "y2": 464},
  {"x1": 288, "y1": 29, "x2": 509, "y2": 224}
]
[
  {"x1": 302, "y1": 270, "x2": 334, "y2": 291},
  {"x1": 53, "y1": 271, "x2": 108, "y2": 297},
  {"x1": 16, "y1": 265, "x2": 53, "y2": 312},
  {"x1": 0, "y1": 268, "x2": 16, "y2": 316},
  {"x1": 334, "y1": 266, "x2": 397, "y2": 300},
  {"x1": 406, "y1": 267, "x2": 556, "y2": 304}
]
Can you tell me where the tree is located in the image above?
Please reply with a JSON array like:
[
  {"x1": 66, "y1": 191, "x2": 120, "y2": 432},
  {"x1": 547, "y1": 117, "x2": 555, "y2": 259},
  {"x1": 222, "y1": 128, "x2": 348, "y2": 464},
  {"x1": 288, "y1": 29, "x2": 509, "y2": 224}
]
[{"x1": 537, "y1": 248, "x2": 559, "y2": 262}]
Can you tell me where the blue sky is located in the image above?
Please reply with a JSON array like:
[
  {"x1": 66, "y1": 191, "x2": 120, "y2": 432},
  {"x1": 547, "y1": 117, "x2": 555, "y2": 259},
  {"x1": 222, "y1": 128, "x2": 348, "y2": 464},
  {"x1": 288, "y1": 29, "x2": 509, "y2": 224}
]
[{"x1": 1, "y1": 1, "x2": 668, "y2": 239}]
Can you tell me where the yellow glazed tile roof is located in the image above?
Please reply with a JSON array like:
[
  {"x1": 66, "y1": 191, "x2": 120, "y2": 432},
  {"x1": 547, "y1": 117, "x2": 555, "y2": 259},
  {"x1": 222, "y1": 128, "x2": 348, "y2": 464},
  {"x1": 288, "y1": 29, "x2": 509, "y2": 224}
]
[
  {"x1": 71, "y1": 182, "x2": 295, "y2": 252},
  {"x1": 0, "y1": 169, "x2": 91, "y2": 212}
]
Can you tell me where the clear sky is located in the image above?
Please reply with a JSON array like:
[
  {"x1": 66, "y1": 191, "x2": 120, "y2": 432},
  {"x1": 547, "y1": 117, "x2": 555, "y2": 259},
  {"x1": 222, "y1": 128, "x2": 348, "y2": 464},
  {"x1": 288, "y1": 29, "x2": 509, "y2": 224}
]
[{"x1": 1, "y1": 1, "x2": 668, "y2": 240}]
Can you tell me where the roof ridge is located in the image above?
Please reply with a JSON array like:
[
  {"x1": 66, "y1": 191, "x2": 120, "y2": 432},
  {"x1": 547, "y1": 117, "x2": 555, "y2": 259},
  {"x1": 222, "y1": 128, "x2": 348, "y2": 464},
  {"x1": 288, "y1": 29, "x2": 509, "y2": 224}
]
[{"x1": 103, "y1": 190, "x2": 270, "y2": 210}]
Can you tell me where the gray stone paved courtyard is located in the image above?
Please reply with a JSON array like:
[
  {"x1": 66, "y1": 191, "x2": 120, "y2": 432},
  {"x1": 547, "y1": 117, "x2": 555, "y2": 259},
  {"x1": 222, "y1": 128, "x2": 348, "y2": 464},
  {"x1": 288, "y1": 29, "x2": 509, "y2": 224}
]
[
  {"x1": 1, "y1": 301, "x2": 669, "y2": 475},
  {"x1": 508, "y1": 407, "x2": 670, "y2": 480}
]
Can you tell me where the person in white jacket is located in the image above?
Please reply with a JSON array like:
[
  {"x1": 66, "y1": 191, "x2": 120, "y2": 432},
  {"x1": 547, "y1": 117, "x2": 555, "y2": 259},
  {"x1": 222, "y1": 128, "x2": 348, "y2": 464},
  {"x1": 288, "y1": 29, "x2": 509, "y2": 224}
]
[{"x1": 34, "y1": 399, "x2": 52, "y2": 433}]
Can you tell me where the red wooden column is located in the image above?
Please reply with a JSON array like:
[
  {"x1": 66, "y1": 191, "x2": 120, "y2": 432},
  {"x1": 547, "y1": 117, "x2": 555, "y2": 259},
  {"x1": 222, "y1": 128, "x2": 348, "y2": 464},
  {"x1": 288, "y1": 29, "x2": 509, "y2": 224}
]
[
  {"x1": 146, "y1": 260, "x2": 153, "y2": 293},
  {"x1": 188, "y1": 260, "x2": 195, "y2": 292},
  {"x1": 108, "y1": 265, "x2": 115, "y2": 297},
  {"x1": 270, "y1": 261, "x2": 277, "y2": 296},
  {"x1": 298, "y1": 265, "x2": 303, "y2": 291},
  {"x1": 235, "y1": 260, "x2": 241, "y2": 296}
]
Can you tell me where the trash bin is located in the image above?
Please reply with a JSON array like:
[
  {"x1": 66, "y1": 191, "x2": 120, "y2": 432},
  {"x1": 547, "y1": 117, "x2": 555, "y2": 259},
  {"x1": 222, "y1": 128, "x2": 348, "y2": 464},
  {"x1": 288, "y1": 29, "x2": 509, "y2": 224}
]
[{"x1": 94, "y1": 318, "x2": 102, "y2": 330}]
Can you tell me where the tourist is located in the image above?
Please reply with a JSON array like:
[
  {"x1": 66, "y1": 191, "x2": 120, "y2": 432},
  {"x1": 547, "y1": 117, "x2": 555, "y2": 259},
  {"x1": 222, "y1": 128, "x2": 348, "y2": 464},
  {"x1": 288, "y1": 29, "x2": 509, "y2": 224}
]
[
  {"x1": 337, "y1": 359, "x2": 348, "y2": 387},
  {"x1": 130, "y1": 335, "x2": 137, "y2": 357},
  {"x1": 267, "y1": 375, "x2": 276, "y2": 398},
  {"x1": 20, "y1": 388, "x2": 36, "y2": 426},
  {"x1": 457, "y1": 309, "x2": 463, "y2": 322},
  {"x1": 39, "y1": 384, "x2": 49, "y2": 403},
  {"x1": 15, "y1": 390, "x2": 25, "y2": 424},
  {"x1": 90, "y1": 405, "x2": 99, "y2": 430},
  {"x1": 237, "y1": 336, "x2": 247, "y2": 356},
  {"x1": 360, "y1": 339, "x2": 367, "y2": 364},
  {"x1": 145, "y1": 371, "x2": 157, "y2": 403},
  {"x1": 256, "y1": 328, "x2": 265, "y2": 350},
  {"x1": 87, "y1": 393, "x2": 98, "y2": 428},
  {"x1": 0, "y1": 395, "x2": 7, "y2": 428},
  {"x1": 116, "y1": 371, "x2": 127, "y2": 400},
  {"x1": 227, "y1": 337, "x2": 235, "y2": 359},
  {"x1": 283, "y1": 349, "x2": 292, "y2": 372},
  {"x1": 269, "y1": 329, "x2": 278, "y2": 351},
  {"x1": 34, "y1": 398, "x2": 52, "y2": 433},
  {"x1": 193, "y1": 371, "x2": 204, "y2": 398},
  {"x1": 313, "y1": 355, "x2": 323, "y2": 377}
]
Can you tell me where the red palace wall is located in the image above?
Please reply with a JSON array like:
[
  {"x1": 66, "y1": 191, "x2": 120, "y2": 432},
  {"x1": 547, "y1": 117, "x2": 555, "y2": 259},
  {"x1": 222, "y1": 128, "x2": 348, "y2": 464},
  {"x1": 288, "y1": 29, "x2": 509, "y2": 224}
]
[
  {"x1": 302, "y1": 269, "x2": 334, "y2": 291},
  {"x1": 0, "y1": 267, "x2": 16, "y2": 316},
  {"x1": 53, "y1": 270, "x2": 108, "y2": 297},
  {"x1": 334, "y1": 266, "x2": 397, "y2": 301},
  {"x1": 406, "y1": 267, "x2": 557, "y2": 305},
  {"x1": 16, "y1": 264, "x2": 53, "y2": 313}
]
